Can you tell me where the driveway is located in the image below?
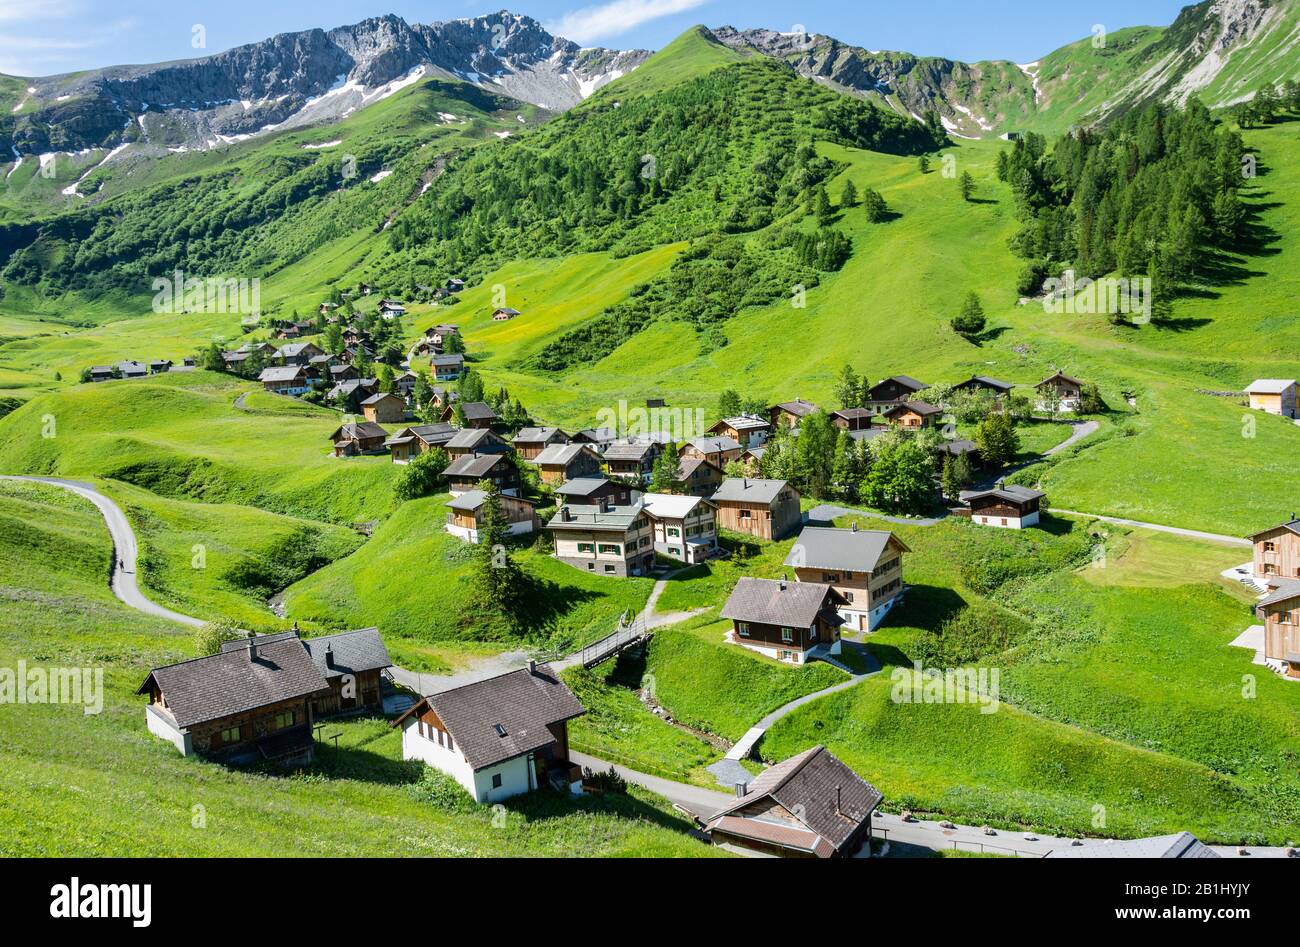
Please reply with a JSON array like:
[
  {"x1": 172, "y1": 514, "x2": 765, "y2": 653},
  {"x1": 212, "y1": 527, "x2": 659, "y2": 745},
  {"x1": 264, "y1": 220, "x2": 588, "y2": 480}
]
[{"x1": 1, "y1": 475, "x2": 205, "y2": 627}]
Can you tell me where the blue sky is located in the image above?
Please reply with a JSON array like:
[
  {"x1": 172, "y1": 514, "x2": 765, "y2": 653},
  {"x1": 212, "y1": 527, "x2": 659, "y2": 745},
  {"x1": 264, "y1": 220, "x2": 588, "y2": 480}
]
[{"x1": 1, "y1": 0, "x2": 1192, "y2": 77}]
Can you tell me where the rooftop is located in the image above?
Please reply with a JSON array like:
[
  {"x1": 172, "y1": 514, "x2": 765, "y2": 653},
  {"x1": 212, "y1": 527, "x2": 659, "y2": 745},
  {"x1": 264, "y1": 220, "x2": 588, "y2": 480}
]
[
  {"x1": 711, "y1": 478, "x2": 792, "y2": 505},
  {"x1": 784, "y1": 526, "x2": 905, "y2": 572},
  {"x1": 721, "y1": 577, "x2": 844, "y2": 629}
]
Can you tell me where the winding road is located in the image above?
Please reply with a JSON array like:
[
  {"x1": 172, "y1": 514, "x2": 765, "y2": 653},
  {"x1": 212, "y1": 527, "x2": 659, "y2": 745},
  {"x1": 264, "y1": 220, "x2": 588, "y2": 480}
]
[{"x1": 2, "y1": 475, "x2": 204, "y2": 626}]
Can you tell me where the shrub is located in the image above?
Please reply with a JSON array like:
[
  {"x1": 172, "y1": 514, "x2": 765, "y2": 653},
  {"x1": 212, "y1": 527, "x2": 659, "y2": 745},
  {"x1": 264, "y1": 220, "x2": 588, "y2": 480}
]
[{"x1": 194, "y1": 620, "x2": 245, "y2": 655}]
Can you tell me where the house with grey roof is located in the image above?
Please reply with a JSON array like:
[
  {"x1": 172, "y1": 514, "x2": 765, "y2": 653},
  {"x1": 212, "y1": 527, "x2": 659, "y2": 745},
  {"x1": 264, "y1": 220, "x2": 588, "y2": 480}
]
[
  {"x1": 444, "y1": 426, "x2": 511, "y2": 458},
  {"x1": 571, "y1": 427, "x2": 618, "y2": 452},
  {"x1": 446, "y1": 489, "x2": 539, "y2": 544},
  {"x1": 393, "y1": 662, "x2": 585, "y2": 803},
  {"x1": 603, "y1": 439, "x2": 661, "y2": 483},
  {"x1": 532, "y1": 442, "x2": 602, "y2": 485},
  {"x1": 721, "y1": 576, "x2": 848, "y2": 664},
  {"x1": 769, "y1": 398, "x2": 819, "y2": 428},
  {"x1": 642, "y1": 493, "x2": 718, "y2": 564},
  {"x1": 137, "y1": 635, "x2": 328, "y2": 765},
  {"x1": 711, "y1": 478, "x2": 803, "y2": 540},
  {"x1": 702, "y1": 745, "x2": 882, "y2": 857},
  {"x1": 1035, "y1": 371, "x2": 1086, "y2": 412},
  {"x1": 708, "y1": 414, "x2": 770, "y2": 448},
  {"x1": 1246, "y1": 378, "x2": 1300, "y2": 419},
  {"x1": 260, "y1": 364, "x2": 316, "y2": 396},
  {"x1": 683, "y1": 435, "x2": 743, "y2": 468},
  {"x1": 384, "y1": 422, "x2": 457, "y2": 464},
  {"x1": 546, "y1": 496, "x2": 655, "y2": 577},
  {"x1": 952, "y1": 374, "x2": 1016, "y2": 397},
  {"x1": 785, "y1": 525, "x2": 910, "y2": 632},
  {"x1": 443, "y1": 452, "x2": 521, "y2": 497},
  {"x1": 219, "y1": 628, "x2": 391, "y2": 718},
  {"x1": 441, "y1": 399, "x2": 498, "y2": 429},
  {"x1": 512, "y1": 425, "x2": 570, "y2": 460},
  {"x1": 553, "y1": 476, "x2": 634, "y2": 507},
  {"x1": 959, "y1": 483, "x2": 1046, "y2": 530},
  {"x1": 429, "y1": 352, "x2": 465, "y2": 382},
  {"x1": 865, "y1": 376, "x2": 929, "y2": 413},
  {"x1": 330, "y1": 421, "x2": 389, "y2": 457}
]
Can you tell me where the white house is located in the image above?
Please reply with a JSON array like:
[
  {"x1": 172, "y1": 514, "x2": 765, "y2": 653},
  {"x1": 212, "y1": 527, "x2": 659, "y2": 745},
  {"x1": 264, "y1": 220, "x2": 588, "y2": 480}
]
[
  {"x1": 959, "y1": 484, "x2": 1046, "y2": 529},
  {"x1": 392, "y1": 663, "x2": 585, "y2": 804},
  {"x1": 641, "y1": 493, "x2": 718, "y2": 564},
  {"x1": 783, "y1": 525, "x2": 909, "y2": 632},
  {"x1": 1246, "y1": 379, "x2": 1300, "y2": 419}
]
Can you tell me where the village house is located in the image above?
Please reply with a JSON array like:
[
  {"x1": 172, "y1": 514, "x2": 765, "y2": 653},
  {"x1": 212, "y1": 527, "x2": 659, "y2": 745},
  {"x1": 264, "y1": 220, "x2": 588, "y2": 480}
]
[
  {"x1": 1249, "y1": 516, "x2": 1300, "y2": 580},
  {"x1": 118, "y1": 360, "x2": 149, "y2": 379},
  {"x1": 533, "y1": 443, "x2": 603, "y2": 485},
  {"x1": 554, "y1": 476, "x2": 635, "y2": 507},
  {"x1": 378, "y1": 298, "x2": 406, "y2": 317},
  {"x1": 1252, "y1": 583, "x2": 1300, "y2": 680},
  {"x1": 512, "y1": 426, "x2": 570, "y2": 460},
  {"x1": 866, "y1": 375, "x2": 929, "y2": 413},
  {"x1": 430, "y1": 353, "x2": 465, "y2": 382},
  {"x1": 882, "y1": 400, "x2": 943, "y2": 429},
  {"x1": 769, "y1": 398, "x2": 819, "y2": 429},
  {"x1": 708, "y1": 415, "x2": 771, "y2": 448},
  {"x1": 952, "y1": 375, "x2": 1016, "y2": 399},
  {"x1": 446, "y1": 277, "x2": 466, "y2": 293},
  {"x1": 429, "y1": 386, "x2": 458, "y2": 410},
  {"x1": 1246, "y1": 379, "x2": 1300, "y2": 419},
  {"x1": 739, "y1": 446, "x2": 766, "y2": 474},
  {"x1": 444, "y1": 427, "x2": 512, "y2": 460},
  {"x1": 683, "y1": 435, "x2": 744, "y2": 468},
  {"x1": 721, "y1": 576, "x2": 847, "y2": 664},
  {"x1": 360, "y1": 391, "x2": 407, "y2": 424},
  {"x1": 603, "y1": 440, "x2": 661, "y2": 483},
  {"x1": 137, "y1": 635, "x2": 327, "y2": 765},
  {"x1": 308, "y1": 352, "x2": 336, "y2": 372},
  {"x1": 219, "y1": 629, "x2": 391, "y2": 718},
  {"x1": 443, "y1": 452, "x2": 521, "y2": 496},
  {"x1": 327, "y1": 377, "x2": 378, "y2": 406},
  {"x1": 492, "y1": 307, "x2": 521, "y2": 321},
  {"x1": 642, "y1": 493, "x2": 718, "y2": 564},
  {"x1": 149, "y1": 359, "x2": 173, "y2": 374},
  {"x1": 959, "y1": 483, "x2": 1046, "y2": 529},
  {"x1": 831, "y1": 408, "x2": 875, "y2": 431},
  {"x1": 785, "y1": 525, "x2": 909, "y2": 632},
  {"x1": 319, "y1": 302, "x2": 339, "y2": 316},
  {"x1": 572, "y1": 427, "x2": 619, "y2": 453},
  {"x1": 674, "y1": 455, "x2": 725, "y2": 496},
  {"x1": 393, "y1": 370, "x2": 420, "y2": 398},
  {"x1": 259, "y1": 365, "x2": 316, "y2": 396},
  {"x1": 936, "y1": 439, "x2": 981, "y2": 467},
  {"x1": 711, "y1": 478, "x2": 803, "y2": 541},
  {"x1": 393, "y1": 663, "x2": 585, "y2": 804},
  {"x1": 330, "y1": 421, "x2": 389, "y2": 457},
  {"x1": 443, "y1": 400, "x2": 498, "y2": 429},
  {"x1": 384, "y1": 423, "x2": 457, "y2": 463},
  {"x1": 702, "y1": 745, "x2": 882, "y2": 857},
  {"x1": 426, "y1": 323, "x2": 459, "y2": 348},
  {"x1": 445, "y1": 490, "x2": 540, "y2": 543},
  {"x1": 1035, "y1": 371, "x2": 1085, "y2": 411},
  {"x1": 546, "y1": 496, "x2": 656, "y2": 577},
  {"x1": 275, "y1": 342, "x2": 325, "y2": 366},
  {"x1": 702, "y1": 745, "x2": 883, "y2": 858}
]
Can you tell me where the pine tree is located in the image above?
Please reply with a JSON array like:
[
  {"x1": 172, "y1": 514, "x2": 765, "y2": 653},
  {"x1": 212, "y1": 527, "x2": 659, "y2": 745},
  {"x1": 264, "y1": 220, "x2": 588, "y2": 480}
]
[
  {"x1": 650, "y1": 442, "x2": 680, "y2": 493},
  {"x1": 840, "y1": 179, "x2": 858, "y2": 208},
  {"x1": 862, "y1": 188, "x2": 888, "y2": 223},
  {"x1": 959, "y1": 171, "x2": 976, "y2": 201},
  {"x1": 941, "y1": 454, "x2": 959, "y2": 502},
  {"x1": 918, "y1": 155, "x2": 930, "y2": 174},
  {"x1": 834, "y1": 364, "x2": 861, "y2": 409},
  {"x1": 950, "y1": 291, "x2": 986, "y2": 338},
  {"x1": 466, "y1": 481, "x2": 525, "y2": 623},
  {"x1": 974, "y1": 413, "x2": 1019, "y2": 469}
]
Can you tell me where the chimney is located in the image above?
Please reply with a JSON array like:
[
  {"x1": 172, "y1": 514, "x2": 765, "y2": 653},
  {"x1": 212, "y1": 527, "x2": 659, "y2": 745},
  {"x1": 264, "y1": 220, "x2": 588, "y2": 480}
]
[
  {"x1": 734, "y1": 782, "x2": 748, "y2": 798},
  {"x1": 247, "y1": 633, "x2": 258, "y2": 661},
  {"x1": 851, "y1": 522, "x2": 858, "y2": 533},
  {"x1": 528, "y1": 659, "x2": 537, "y2": 675},
  {"x1": 779, "y1": 575, "x2": 787, "y2": 591},
  {"x1": 742, "y1": 477, "x2": 749, "y2": 489},
  {"x1": 561, "y1": 506, "x2": 571, "y2": 522},
  {"x1": 325, "y1": 644, "x2": 335, "y2": 669}
]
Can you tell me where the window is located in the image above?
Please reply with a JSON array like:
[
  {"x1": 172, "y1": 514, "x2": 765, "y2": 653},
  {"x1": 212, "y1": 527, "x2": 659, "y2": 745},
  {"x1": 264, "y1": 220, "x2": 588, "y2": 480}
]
[
  {"x1": 493, "y1": 724, "x2": 507, "y2": 737},
  {"x1": 604, "y1": 564, "x2": 616, "y2": 574},
  {"x1": 491, "y1": 773, "x2": 503, "y2": 789},
  {"x1": 668, "y1": 527, "x2": 681, "y2": 538},
  {"x1": 598, "y1": 543, "x2": 621, "y2": 555},
  {"x1": 1264, "y1": 541, "x2": 1277, "y2": 552},
  {"x1": 586, "y1": 562, "x2": 595, "y2": 571},
  {"x1": 640, "y1": 537, "x2": 651, "y2": 547},
  {"x1": 823, "y1": 572, "x2": 840, "y2": 583},
  {"x1": 1264, "y1": 563, "x2": 1277, "y2": 574},
  {"x1": 273, "y1": 711, "x2": 295, "y2": 730},
  {"x1": 219, "y1": 725, "x2": 241, "y2": 745},
  {"x1": 843, "y1": 591, "x2": 854, "y2": 603},
  {"x1": 809, "y1": 625, "x2": 818, "y2": 642},
  {"x1": 737, "y1": 622, "x2": 751, "y2": 638},
  {"x1": 669, "y1": 547, "x2": 681, "y2": 557},
  {"x1": 781, "y1": 627, "x2": 793, "y2": 643},
  {"x1": 577, "y1": 542, "x2": 595, "y2": 554},
  {"x1": 740, "y1": 509, "x2": 752, "y2": 520}
]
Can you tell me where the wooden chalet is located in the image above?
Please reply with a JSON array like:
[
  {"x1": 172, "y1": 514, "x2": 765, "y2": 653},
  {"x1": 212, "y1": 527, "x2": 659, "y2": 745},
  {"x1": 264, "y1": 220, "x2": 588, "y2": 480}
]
[
  {"x1": 444, "y1": 427, "x2": 512, "y2": 460},
  {"x1": 330, "y1": 421, "x2": 389, "y2": 457},
  {"x1": 721, "y1": 576, "x2": 847, "y2": 664},
  {"x1": 882, "y1": 400, "x2": 943, "y2": 428},
  {"x1": 430, "y1": 353, "x2": 465, "y2": 382},
  {"x1": 785, "y1": 525, "x2": 908, "y2": 632},
  {"x1": 445, "y1": 490, "x2": 540, "y2": 543},
  {"x1": 959, "y1": 483, "x2": 1045, "y2": 529},
  {"x1": 1246, "y1": 379, "x2": 1300, "y2": 419},
  {"x1": 831, "y1": 408, "x2": 875, "y2": 431},
  {"x1": 952, "y1": 375, "x2": 1015, "y2": 397},
  {"x1": 683, "y1": 435, "x2": 744, "y2": 468},
  {"x1": 1035, "y1": 372, "x2": 1085, "y2": 411},
  {"x1": 603, "y1": 440, "x2": 661, "y2": 483},
  {"x1": 702, "y1": 746, "x2": 882, "y2": 858},
  {"x1": 553, "y1": 477, "x2": 634, "y2": 508},
  {"x1": 218, "y1": 629, "x2": 390, "y2": 718},
  {"x1": 1252, "y1": 582, "x2": 1300, "y2": 680},
  {"x1": 275, "y1": 342, "x2": 325, "y2": 366},
  {"x1": 360, "y1": 391, "x2": 407, "y2": 424},
  {"x1": 442, "y1": 400, "x2": 498, "y2": 429},
  {"x1": 512, "y1": 426, "x2": 570, "y2": 460},
  {"x1": 492, "y1": 307, "x2": 521, "y2": 321},
  {"x1": 393, "y1": 664, "x2": 584, "y2": 803},
  {"x1": 443, "y1": 452, "x2": 521, "y2": 496},
  {"x1": 708, "y1": 415, "x2": 770, "y2": 449},
  {"x1": 768, "y1": 399, "x2": 818, "y2": 429},
  {"x1": 138, "y1": 635, "x2": 327, "y2": 765},
  {"x1": 1250, "y1": 516, "x2": 1300, "y2": 580},
  {"x1": 642, "y1": 493, "x2": 718, "y2": 564},
  {"x1": 674, "y1": 455, "x2": 724, "y2": 497},
  {"x1": 384, "y1": 423, "x2": 457, "y2": 464},
  {"x1": 259, "y1": 365, "x2": 316, "y2": 396},
  {"x1": 711, "y1": 478, "x2": 803, "y2": 541},
  {"x1": 865, "y1": 376, "x2": 929, "y2": 413},
  {"x1": 533, "y1": 443, "x2": 603, "y2": 485}
]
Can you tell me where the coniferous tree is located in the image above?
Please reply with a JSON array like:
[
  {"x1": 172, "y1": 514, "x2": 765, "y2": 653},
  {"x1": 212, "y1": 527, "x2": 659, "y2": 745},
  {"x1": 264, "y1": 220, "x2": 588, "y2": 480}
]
[
  {"x1": 834, "y1": 364, "x2": 861, "y2": 409},
  {"x1": 974, "y1": 413, "x2": 1019, "y2": 469},
  {"x1": 951, "y1": 292, "x2": 986, "y2": 338},
  {"x1": 466, "y1": 481, "x2": 526, "y2": 624},
  {"x1": 840, "y1": 179, "x2": 858, "y2": 208},
  {"x1": 862, "y1": 187, "x2": 889, "y2": 223}
]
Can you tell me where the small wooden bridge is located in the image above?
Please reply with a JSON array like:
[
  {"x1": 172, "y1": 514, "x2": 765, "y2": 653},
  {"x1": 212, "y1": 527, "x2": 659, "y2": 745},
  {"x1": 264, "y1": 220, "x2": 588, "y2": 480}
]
[{"x1": 580, "y1": 610, "x2": 650, "y2": 668}]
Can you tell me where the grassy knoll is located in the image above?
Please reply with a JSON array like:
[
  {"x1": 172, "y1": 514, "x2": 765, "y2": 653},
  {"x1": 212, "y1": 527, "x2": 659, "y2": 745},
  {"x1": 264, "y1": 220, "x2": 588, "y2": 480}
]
[
  {"x1": 0, "y1": 479, "x2": 716, "y2": 857},
  {"x1": 0, "y1": 370, "x2": 396, "y2": 523},
  {"x1": 282, "y1": 494, "x2": 655, "y2": 651}
]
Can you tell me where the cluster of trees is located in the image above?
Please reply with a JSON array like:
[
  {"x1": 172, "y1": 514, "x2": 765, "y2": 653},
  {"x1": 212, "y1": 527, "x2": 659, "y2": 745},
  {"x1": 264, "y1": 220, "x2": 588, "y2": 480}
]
[
  {"x1": 1234, "y1": 81, "x2": 1300, "y2": 128},
  {"x1": 1000, "y1": 100, "x2": 1250, "y2": 315}
]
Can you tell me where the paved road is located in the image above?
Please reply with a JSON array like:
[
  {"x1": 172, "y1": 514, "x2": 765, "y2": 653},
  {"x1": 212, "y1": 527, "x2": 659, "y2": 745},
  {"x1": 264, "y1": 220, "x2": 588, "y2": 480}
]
[
  {"x1": 1048, "y1": 509, "x2": 1251, "y2": 547},
  {"x1": 1, "y1": 475, "x2": 205, "y2": 627},
  {"x1": 570, "y1": 751, "x2": 735, "y2": 819},
  {"x1": 1043, "y1": 419, "x2": 1100, "y2": 456}
]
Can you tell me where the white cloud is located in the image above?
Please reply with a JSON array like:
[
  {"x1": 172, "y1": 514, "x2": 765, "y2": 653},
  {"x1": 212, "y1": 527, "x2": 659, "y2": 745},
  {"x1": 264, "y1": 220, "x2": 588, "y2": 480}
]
[{"x1": 547, "y1": 0, "x2": 710, "y2": 44}]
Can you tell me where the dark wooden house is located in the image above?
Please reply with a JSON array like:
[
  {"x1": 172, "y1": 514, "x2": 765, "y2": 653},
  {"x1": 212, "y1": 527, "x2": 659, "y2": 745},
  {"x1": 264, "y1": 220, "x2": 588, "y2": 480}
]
[{"x1": 720, "y1": 576, "x2": 847, "y2": 664}]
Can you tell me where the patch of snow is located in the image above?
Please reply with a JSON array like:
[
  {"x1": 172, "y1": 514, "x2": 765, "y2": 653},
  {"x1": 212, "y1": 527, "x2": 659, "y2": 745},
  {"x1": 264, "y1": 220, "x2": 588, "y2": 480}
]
[
  {"x1": 939, "y1": 114, "x2": 980, "y2": 140},
  {"x1": 5, "y1": 147, "x2": 22, "y2": 182},
  {"x1": 369, "y1": 169, "x2": 392, "y2": 183},
  {"x1": 361, "y1": 65, "x2": 426, "y2": 105},
  {"x1": 437, "y1": 112, "x2": 457, "y2": 122},
  {"x1": 56, "y1": 94, "x2": 71, "y2": 102},
  {"x1": 494, "y1": 131, "x2": 512, "y2": 138},
  {"x1": 302, "y1": 139, "x2": 342, "y2": 149},
  {"x1": 1017, "y1": 61, "x2": 1043, "y2": 105},
  {"x1": 951, "y1": 101, "x2": 994, "y2": 132}
]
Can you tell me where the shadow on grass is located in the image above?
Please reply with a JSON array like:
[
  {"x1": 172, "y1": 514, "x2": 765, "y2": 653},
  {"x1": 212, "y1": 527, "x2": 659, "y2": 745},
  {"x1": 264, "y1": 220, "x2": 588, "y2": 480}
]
[{"x1": 890, "y1": 584, "x2": 967, "y2": 633}]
